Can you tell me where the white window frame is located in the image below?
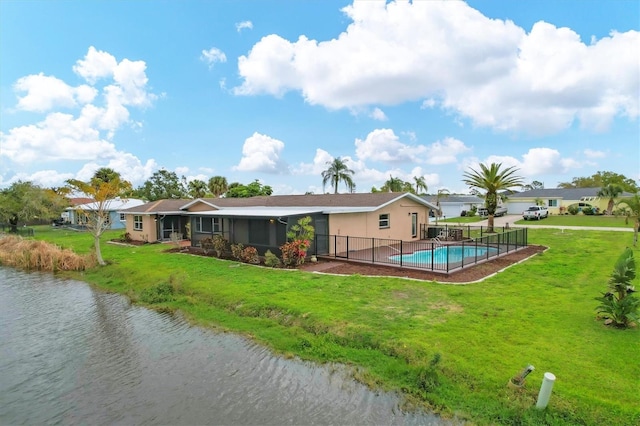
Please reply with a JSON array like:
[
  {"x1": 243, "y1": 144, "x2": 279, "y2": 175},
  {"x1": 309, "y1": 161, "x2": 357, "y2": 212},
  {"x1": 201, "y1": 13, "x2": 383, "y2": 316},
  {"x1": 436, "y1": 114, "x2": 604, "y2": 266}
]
[
  {"x1": 120, "y1": 213, "x2": 126, "y2": 222},
  {"x1": 379, "y1": 213, "x2": 390, "y2": 229},
  {"x1": 213, "y1": 217, "x2": 221, "y2": 233},
  {"x1": 133, "y1": 215, "x2": 143, "y2": 231},
  {"x1": 411, "y1": 213, "x2": 418, "y2": 238}
]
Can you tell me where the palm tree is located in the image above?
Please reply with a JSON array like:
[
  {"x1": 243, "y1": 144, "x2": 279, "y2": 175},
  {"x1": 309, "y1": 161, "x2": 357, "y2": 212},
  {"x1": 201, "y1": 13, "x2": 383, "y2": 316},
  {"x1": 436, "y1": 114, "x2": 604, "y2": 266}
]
[
  {"x1": 413, "y1": 176, "x2": 428, "y2": 194},
  {"x1": 598, "y1": 184, "x2": 624, "y2": 215},
  {"x1": 616, "y1": 194, "x2": 640, "y2": 246},
  {"x1": 188, "y1": 179, "x2": 208, "y2": 198},
  {"x1": 462, "y1": 163, "x2": 523, "y2": 232},
  {"x1": 321, "y1": 157, "x2": 355, "y2": 194},
  {"x1": 208, "y1": 176, "x2": 228, "y2": 198},
  {"x1": 434, "y1": 188, "x2": 450, "y2": 224},
  {"x1": 380, "y1": 175, "x2": 408, "y2": 192}
]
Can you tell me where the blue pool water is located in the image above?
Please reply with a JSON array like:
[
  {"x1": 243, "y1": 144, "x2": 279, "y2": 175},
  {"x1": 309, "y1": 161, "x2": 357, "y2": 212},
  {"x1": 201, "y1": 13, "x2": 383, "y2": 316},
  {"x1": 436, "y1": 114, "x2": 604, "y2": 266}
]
[{"x1": 389, "y1": 245, "x2": 499, "y2": 265}]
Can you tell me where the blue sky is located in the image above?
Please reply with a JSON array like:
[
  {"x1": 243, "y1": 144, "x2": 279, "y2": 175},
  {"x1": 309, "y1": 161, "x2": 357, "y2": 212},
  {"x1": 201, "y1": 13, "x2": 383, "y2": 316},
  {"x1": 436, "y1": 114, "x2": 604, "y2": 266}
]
[{"x1": 1, "y1": 0, "x2": 638, "y2": 195}]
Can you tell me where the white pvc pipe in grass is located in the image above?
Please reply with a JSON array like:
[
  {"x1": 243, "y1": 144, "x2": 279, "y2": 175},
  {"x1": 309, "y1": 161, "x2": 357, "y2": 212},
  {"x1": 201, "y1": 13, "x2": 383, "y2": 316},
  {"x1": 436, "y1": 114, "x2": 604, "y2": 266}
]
[{"x1": 536, "y1": 372, "x2": 556, "y2": 409}]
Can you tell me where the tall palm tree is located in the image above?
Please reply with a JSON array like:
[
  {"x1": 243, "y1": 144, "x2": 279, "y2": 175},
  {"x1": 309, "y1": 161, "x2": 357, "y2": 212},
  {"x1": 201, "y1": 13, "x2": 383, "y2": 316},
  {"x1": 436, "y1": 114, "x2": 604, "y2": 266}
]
[
  {"x1": 208, "y1": 176, "x2": 228, "y2": 198},
  {"x1": 462, "y1": 163, "x2": 523, "y2": 232},
  {"x1": 321, "y1": 157, "x2": 355, "y2": 194},
  {"x1": 381, "y1": 175, "x2": 408, "y2": 192},
  {"x1": 616, "y1": 194, "x2": 640, "y2": 246},
  {"x1": 188, "y1": 179, "x2": 208, "y2": 198},
  {"x1": 598, "y1": 184, "x2": 624, "y2": 215},
  {"x1": 413, "y1": 176, "x2": 428, "y2": 194},
  {"x1": 434, "y1": 188, "x2": 450, "y2": 224}
]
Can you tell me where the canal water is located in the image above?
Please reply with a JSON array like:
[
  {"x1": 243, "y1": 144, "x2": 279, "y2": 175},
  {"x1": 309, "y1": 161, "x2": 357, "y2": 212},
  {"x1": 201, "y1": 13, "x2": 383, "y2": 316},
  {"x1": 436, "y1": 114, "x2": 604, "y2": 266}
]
[{"x1": 0, "y1": 267, "x2": 448, "y2": 425}]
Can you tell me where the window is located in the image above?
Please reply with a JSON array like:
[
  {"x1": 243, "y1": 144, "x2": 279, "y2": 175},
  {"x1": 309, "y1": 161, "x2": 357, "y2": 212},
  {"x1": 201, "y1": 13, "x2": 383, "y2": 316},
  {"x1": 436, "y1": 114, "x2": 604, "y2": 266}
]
[
  {"x1": 195, "y1": 217, "x2": 213, "y2": 233},
  {"x1": 548, "y1": 199, "x2": 558, "y2": 207},
  {"x1": 213, "y1": 217, "x2": 221, "y2": 233},
  {"x1": 120, "y1": 213, "x2": 126, "y2": 221},
  {"x1": 379, "y1": 213, "x2": 390, "y2": 229},
  {"x1": 133, "y1": 215, "x2": 143, "y2": 231},
  {"x1": 411, "y1": 213, "x2": 418, "y2": 238}
]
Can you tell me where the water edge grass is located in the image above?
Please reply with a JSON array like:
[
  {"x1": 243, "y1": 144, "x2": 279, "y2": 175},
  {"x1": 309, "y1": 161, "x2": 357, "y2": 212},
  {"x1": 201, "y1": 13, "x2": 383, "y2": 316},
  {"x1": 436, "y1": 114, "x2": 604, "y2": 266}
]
[{"x1": 20, "y1": 226, "x2": 640, "y2": 425}]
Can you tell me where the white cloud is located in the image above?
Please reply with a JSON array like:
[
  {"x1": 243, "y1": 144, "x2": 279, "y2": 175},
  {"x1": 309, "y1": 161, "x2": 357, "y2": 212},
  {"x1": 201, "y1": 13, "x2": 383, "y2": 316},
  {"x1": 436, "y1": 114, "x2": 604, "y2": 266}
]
[
  {"x1": 1, "y1": 47, "x2": 157, "y2": 165},
  {"x1": 370, "y1": 107, "x2": 387, "y2": 121},
  {"x1": 14, "y1": 74, "x2": 97, "y2": 112},
  {"x1": 233, "y1": 132, "x2": 289, "y2": 173},
  {"x1": 236, "y1": 20, "x2": 253, "y2": 32},
  {"x1": 355, "y1": 128, "x2": 426, "y2": 163},
  {"x1": 175, "y1": 166, "x2": 190, "y2": 176},
  {"x1": 294, "y1": 148, "x2": 334, "y2": 175},
  {"x1": 75, "y1": 154, "x2": 157, "y2": 186},
  {"x1": 200, "y1": 47, "x2": 227, "y2": 69},
  {"x1": 583, "y1": 148, "x2": 606, "y2": 158},
  {"x1": 234, "y1": 1, "x2": 639, "y2": 134},
  {"x1": 424, "y1": 137, "x2": 471, "y2": 165},
  {"x1": 73, "y1": 46, "x2": 118, "y2": 84}
]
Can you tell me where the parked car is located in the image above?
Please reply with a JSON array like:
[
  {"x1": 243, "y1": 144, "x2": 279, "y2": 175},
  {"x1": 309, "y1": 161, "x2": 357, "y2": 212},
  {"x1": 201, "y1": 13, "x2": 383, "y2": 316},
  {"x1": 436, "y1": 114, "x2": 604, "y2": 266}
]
[
  {"x1": 478, "y1": 206, "x2": 508, "y2": 217},
  {"x1": 523, "y1": 206, "x2": 548, "y2": 220}
]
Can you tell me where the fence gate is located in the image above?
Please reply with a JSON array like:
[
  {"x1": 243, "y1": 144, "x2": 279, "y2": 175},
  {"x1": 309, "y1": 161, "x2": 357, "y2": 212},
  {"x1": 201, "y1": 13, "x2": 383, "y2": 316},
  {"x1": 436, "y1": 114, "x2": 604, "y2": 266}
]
[{"x1": 333, "y1": 235, "x2": 349, "y2": 258}]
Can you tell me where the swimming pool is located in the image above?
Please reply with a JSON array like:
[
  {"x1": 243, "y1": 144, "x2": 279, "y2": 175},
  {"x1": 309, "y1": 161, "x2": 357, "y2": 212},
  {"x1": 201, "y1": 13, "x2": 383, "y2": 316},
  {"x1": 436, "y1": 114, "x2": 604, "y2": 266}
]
[{"x1": 389, "y1": 245, "x2": 499, "y2": 265}]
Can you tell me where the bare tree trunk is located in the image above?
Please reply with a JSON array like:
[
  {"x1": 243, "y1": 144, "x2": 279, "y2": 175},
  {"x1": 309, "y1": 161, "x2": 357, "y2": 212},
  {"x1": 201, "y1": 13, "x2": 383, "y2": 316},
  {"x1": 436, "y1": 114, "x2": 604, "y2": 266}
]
[
  {"x1": 94, "y1": 234, "x2": 106, "y2": 266},
  {"x1": 487, "y1": 214, "x2": 495, "y2": 233}
]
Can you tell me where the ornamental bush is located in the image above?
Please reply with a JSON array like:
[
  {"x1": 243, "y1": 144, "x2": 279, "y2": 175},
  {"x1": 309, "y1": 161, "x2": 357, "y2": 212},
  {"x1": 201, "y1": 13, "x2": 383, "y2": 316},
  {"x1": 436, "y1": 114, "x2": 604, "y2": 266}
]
[{"x1": 596, "y1": 248, "x2": 639, "y2": 328}]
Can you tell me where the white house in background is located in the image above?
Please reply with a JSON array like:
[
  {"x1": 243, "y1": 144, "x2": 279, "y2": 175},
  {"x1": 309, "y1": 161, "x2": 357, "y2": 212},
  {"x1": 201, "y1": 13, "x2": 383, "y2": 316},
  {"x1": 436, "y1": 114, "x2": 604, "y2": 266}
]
[
  {"x1": 66, "y1": 198, "x2": 146, "y2": 230},
  {"x1": 421, "y1": 195, "x2": 485, "y2": 219}
]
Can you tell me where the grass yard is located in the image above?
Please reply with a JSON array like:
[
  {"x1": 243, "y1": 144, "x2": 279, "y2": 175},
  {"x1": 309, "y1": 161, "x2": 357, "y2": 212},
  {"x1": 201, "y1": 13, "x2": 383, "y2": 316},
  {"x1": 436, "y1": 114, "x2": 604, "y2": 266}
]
[
  {"x1": 515, "y1": 214, "x2": 635, "y2": 228},
  {"x1": 24, "y1": 226, "x2": 640, "y2": 425}
]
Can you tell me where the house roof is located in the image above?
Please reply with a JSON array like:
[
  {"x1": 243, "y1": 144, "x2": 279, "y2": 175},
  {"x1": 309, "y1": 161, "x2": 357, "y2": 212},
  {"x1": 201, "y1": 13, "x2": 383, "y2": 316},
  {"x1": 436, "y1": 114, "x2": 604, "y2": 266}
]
[
  {"x1": 422, "y1": 195, "x2": 484, "y2": 204},
  {"x1": 185, "y1": 192, "x2": 438, "y2": 211},
  {"x1": 68, "y1": 197, "x2": 94, "y2": 206},
  {"x1": 125, "y1": 192, "x2": 438, "y2": 215},
  {"x1": 509, "y1": 187, "x2": 635, "y2": 199},
  {"x1": 70, "y1": 198, "x2": 145, "y2": 211},
  {"x1": 120, "y1": 198, "x2": 191, "y2": 214}
]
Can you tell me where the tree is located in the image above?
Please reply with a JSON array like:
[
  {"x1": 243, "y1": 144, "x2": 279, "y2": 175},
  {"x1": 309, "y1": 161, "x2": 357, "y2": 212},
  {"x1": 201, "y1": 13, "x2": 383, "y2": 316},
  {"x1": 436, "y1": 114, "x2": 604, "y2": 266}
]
[
  {"x1": 187, "y1": 179, "x2": 208, "y2": 198},
  {"x1": 462, "y1": 163, "x2": 523, "y2": 232},
  {"x1": 413, "y1": 176, "x2": 428, "y2": 194},
  {"x1": 558, "y1": 171, "x2": 639, "y2": 193},
  {"x1": 136, "y1": 169, "x2": 187, "y2": 201},
  {"x1": 597, "y1": 184, "x2": 624, "y2": 215},
  {"x1": 616, "y1": 194, "x2": 640, "y2": 247},
  {"x1": 225, "y1": 180, "x2": 273, "y2": 198},
  {"x1": 434, "y1": 188, "x2": 450, "y2": 224},
  {"x1": 208, "y1": 176, "x2": 228, "y2": 198},
  {"x1": 0, "y1": 181, "x2": 68, "y2": 230},
  {"x1": 521, "y1": 180, "x2": 544, "y2": 191},
  {"x1": 66, "y1": 171, "x2": 132, "y2": 266},
  {"x1": 321, "y1": 157, "x2": 355, "y2": 194}
]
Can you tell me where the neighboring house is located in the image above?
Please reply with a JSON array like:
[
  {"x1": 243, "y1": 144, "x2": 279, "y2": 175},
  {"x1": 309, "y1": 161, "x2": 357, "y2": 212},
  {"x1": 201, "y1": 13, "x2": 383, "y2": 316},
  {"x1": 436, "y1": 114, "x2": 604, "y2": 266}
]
[
  {"x1": 505, "y1": 188, "x2": 635, "y2": 215},
  {"x1": 421, "y1": 195, "x2": 484, "y2": 219},
  {"x1": 121, "y1": 193, "x2": 438, "y2": 254},
  {"x1": 67, "y1": 198, "x2": 146, "y2": 230}
]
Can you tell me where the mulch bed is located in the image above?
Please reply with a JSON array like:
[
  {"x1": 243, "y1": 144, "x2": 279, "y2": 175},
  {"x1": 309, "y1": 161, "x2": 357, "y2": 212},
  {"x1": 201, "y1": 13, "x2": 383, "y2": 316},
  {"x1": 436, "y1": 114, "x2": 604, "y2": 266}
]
[{"x1": 299, "y1": 245, "x2": 547, "y2": 283}]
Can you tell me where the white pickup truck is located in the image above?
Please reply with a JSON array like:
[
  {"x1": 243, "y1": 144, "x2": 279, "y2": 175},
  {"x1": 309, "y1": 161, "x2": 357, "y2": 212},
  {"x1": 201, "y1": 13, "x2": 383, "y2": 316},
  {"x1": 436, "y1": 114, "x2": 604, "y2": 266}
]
[
  {"x1": 523, "y1": 206, "x2": 548, "y2": 220},
  {"x1": 478, "y1": 206, "x2": 508, "y2": 217}
]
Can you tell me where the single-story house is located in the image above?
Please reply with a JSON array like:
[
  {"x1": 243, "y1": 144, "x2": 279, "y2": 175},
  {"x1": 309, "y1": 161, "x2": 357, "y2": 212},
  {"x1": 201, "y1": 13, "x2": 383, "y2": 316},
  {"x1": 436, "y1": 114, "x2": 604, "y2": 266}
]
[
  {"x1": 505, "y1": 188, "x2": 635, "y2": 215},
  {"x1": 421, "y1": 195, "x2": 485, "y2": 219},
  {"x1": 120, "y1": 192, "x2": 439, "y2": 254},
  {"x1": 66, "y1": 198, "x2": 146, "y2": 230}
]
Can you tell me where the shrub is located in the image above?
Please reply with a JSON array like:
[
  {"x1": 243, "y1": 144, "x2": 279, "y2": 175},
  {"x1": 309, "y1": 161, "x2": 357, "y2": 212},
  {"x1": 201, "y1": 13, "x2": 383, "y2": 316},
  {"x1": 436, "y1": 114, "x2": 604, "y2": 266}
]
[
  {"x1": 264, "y1": 250, "x2": 281, "y2": 267},
  {"x1": 200, "y1": 237, "x2": 214, "y2": 255},
  {"x1": 230, "y1": 243, "x2": 244, "y2": 261},
  {"x1": 280, "y1": 240, "x2": 308, "y2": 266},
  {"x1": 583, "y1": 206, "x2": 595, "y2": 215},
  {"x1": 212, "y1": 234, "x2": 229, "y2": 257},
  {"x1": 241, "y1": 246, "x2": 260, "y2": 264},
  {"x1": 568, "y1": 205, "x2": 579, "y2": 215},
  {"x1": 596, "y1": 248, "x2": 639, "y2": 328}
]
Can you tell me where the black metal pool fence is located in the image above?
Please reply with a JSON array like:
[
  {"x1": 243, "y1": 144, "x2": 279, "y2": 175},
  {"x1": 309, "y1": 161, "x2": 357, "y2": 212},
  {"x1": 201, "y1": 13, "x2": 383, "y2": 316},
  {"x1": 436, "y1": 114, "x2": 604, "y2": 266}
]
[{"x1": 312, "y1": 226, "x2": 528, "y2": 273}]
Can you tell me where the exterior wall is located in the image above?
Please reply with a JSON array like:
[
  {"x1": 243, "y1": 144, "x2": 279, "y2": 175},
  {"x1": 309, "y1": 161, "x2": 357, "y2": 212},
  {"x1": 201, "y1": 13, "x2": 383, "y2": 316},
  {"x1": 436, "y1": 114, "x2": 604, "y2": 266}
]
[
  {"x1": 125, "y1": 215, "x2": 159, "y2": 243},
  {"x1": 108, "y1": 211, "x2": 126, "y2": 229},
  {"x1": 187, "y1": 202, "x2": 218, "y2": 212},
  {"x1": 328, "y1": 199, "x2": 430, "y2": 241}
]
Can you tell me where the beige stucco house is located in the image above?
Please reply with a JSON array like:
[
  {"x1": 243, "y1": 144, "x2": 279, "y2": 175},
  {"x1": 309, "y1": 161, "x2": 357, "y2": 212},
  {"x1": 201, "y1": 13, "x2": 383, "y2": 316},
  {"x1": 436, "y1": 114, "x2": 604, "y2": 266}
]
[{"x1": 120, "y1": 192, "x2": 438, "y2": 254}]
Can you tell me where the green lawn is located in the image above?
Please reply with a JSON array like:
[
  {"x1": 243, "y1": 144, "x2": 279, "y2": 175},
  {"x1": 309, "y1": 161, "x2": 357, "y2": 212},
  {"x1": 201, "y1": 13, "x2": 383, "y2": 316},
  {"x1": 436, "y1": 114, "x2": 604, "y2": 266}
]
[
  {"x1": 26, "y1": 226, "x2": 640, "y2": 425},
  {"x1": 515, "y1": 214, "x2": 634, "y2": 228},
  {"x1": 440, "y1": 216, "x2": 485, "y2": 224}
]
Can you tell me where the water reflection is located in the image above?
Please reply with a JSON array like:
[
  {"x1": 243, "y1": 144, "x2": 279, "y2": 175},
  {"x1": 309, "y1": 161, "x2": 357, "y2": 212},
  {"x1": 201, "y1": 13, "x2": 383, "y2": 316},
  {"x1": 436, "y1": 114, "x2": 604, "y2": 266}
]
[{"x1": 0, "y1": 267, "x2": 448, "y2": 425}]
